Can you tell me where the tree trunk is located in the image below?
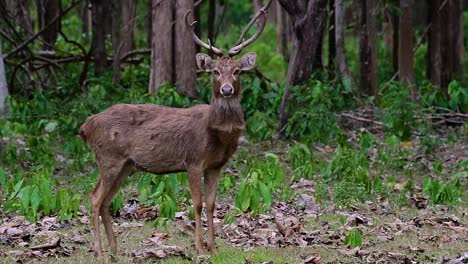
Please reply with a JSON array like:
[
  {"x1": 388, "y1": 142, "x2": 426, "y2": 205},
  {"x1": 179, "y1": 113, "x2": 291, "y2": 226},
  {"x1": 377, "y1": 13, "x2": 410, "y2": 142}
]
[
  {"x1": 112, "y1": 0, "x2": 122, "y2": 84},
  {"x1": 37, "y1": 0, "x2": 61, "y2": 49},
  {"x1": 207, "y1": 0, "x2": 216, "y2": 57},
  {"x1": 335, "y1": 0, "x2": 353, "y2": 87},
  {"x1": 313, "y1": 21, "x2": 325, "y2": 71},
  {"x1": 175, "y1": 0, "x2": 197, "y2": 97},
  {"x1": 276, "y1": 3, "x2": 289, "y2": 62},
  {"x1": 277, "y1": 0, "x2": 327, "y2": 135},
  {"x1": 392, "y1": 5, "x2": 399, "y2": 74},
  {"x1": 91, "y1": 0, "x2": 107, "y2": 76},
  {"x1": 121, "y1": 0, "x2": 137, "y2": 56},
  {"x1": 428, "y1": 0, "x2": 441, "y2": 88},
  {"x1": 450, "y1": 0, "x2": 464, "y2": 80},
  {"x1": 398, "y1": 0, "x2": 416, "y2": 100},
  {"x1": 81, "y1": 0, "x2": 92, "y2": 42},
  {"x1": 0, "y1": 44, "x2": 8, "y2": 114},
  {"x1": 149, "y1": 0, "x2": 174, "y2": 93},
  {"x1": 147, "y1": 0, "x2": 152, "y2": 49},
  {"x1": 359, "y1": 0, "x2": 378, "y2": 96},
  {"x1": 328, "y1": 0, "x2": 336, "y2": 80}
]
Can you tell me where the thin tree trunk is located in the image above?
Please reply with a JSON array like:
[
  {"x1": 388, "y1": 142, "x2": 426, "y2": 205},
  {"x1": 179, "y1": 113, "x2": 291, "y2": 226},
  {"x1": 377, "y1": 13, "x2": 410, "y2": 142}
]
[
  {"x1": 277, "y1": 0, "x2": 327, "y2": 135},
  {"x1": 450, "y1": 0, "x2": 464, "y2": 80},
  {"x1": 276, "y1": 3, "x2": 289, "y2": 62},
  {"x1": 253, "y1": 0, "x2": 262, "y2": 13},
  {"x1": 313, "y1": 21, "x2": 325, "y2": 71},
  {"x1": 37, "y1": 0, "x2": 61, "y2": 49},
  {"x1": 359, "y1": 0, "x2": 378, "y2": 96},
  {"x1": 392, "y1": 5, "x2": 399, "y2": 74},
  {"x1": 175, "y1": 0, "x2": 197, "y2": 97},
  {"x1": 335, "y1": 0, "x2": 353, "y2": 87},
  {"x1": 121, "y1": 0, "x2": 137, "y2": 56},
  {"x1": 328, "y1": 0, "x2": 336, "y2": 80},
  {"x1": 91, "y1": 0, "x2": 107, "y2": 76},
  {"x1": 147, "y1": 0, "x2": 152, "y2": 49},
  {"x1": 0, "y1": 44, "x2": 8, "y2": 114},
  {"x1": 428, "y1": 0, "x2": 441, "y2": 88},
  {"x1": 207, "y1": 0, "x2": 216, "y2": 57},
  {"x1": 15, "y1": 0, "x2": 33, "y2": 34},
  {"x1": 81, "y1": 0, "x2": 92, "y2": 42},
  {"x1": 398, "y1": 0, "x2": 416, "y2": 100},
  {"x1": 149, "y1": 0, "x2": 174, "y2": 93},
  {"x1": 112, "y1": 0, "x2": 122, "y2": 84}
]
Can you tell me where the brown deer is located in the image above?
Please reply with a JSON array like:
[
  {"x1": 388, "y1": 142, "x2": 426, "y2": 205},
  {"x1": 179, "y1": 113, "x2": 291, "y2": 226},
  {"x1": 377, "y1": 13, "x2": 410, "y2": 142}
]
[{"x1": 80, "y1": 5, "x2": 269, "y2": 257}]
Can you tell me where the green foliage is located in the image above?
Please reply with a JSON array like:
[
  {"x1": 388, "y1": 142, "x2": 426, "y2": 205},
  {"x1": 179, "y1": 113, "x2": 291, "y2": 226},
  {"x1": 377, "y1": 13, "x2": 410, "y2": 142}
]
[
  {"x1": 423, "y1": 176, "x2": 464, "y2": 205},
  {"x1": 137, "y1": 173, "x2": 190, "y2": 219},
  {"x1": 285, "y1": 80, "x2": 349, "y2": 144},
  {"x1": 344, "y1": 228, "x2": 363, "y2": 248},
  {"x1": 235, "y1": 154, "x2": 285, "y2": 214},
  {"x1": 288, "y1": 143, "x2": 318, "y2": 181},
  {"x1": 1, "y1": 169, "x2": 80, "y2": 221},
  {"x1": 379, "y1": 83, "x2": 417, "y2": 141}
]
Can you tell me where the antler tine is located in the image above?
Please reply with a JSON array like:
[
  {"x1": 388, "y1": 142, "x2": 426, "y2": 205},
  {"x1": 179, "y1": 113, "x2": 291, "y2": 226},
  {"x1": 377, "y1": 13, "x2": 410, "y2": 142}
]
[
  {"x1": 184, "y1": 10, "x2": 224, "y2": 56},
  {"x1": 227, "y1": 13, "x2": 266, "y2": 56}
]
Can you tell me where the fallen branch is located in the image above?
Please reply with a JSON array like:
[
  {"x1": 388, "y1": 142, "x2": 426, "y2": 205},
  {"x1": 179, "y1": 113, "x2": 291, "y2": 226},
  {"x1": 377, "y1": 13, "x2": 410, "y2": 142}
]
[
  {"x1": 30, "y1": 237, "x2": 60, "y2": 250},
  {"x1": 339, "y1": 112, "x2": 384, "y2": 126}
]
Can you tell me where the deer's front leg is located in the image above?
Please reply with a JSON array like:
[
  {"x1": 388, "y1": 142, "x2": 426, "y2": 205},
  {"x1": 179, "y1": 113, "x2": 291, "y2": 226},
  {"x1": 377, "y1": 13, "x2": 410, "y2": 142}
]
[
  {"x1": 188, "y1": 166, "x2": 205, "y2": 255},
  {"x1": 204, "y1": 169, "x2": 220, "y2": 253}
]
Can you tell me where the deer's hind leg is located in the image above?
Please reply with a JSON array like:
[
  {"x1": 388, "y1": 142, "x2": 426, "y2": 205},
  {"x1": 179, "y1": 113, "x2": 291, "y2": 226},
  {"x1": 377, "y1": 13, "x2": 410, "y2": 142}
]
[{"x1": 90, "y1": 158, "x2": 131, "y2": 257}]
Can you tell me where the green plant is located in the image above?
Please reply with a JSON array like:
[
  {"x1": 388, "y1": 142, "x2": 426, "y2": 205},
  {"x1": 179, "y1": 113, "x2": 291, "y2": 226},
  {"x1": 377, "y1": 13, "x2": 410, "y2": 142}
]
[
  {"x1": 235, "y1": 153, "x2": 285, "y2": 214},
  {"x1": 344, "y1": 228, "x2": 363, "y2": 248},
  {"x1": 423, "y1": 176, "x2": 464, "y2": 205}
]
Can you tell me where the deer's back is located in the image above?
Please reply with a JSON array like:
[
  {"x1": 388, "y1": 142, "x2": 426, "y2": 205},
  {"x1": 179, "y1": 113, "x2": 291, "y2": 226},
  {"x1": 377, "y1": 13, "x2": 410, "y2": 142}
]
[{"x1": 80, "y1": 104, "x2": 212, "y2": 173}]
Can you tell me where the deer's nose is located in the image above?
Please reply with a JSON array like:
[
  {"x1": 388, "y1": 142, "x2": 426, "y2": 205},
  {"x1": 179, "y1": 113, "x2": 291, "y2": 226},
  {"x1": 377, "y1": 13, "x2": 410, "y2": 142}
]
[{"x1": 220, "y1": 85, "x2": 234, "y2": 97}]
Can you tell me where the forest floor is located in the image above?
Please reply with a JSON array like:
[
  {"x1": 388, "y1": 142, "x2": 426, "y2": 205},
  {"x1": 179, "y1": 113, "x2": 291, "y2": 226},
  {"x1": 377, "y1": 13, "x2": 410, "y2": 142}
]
[{"x1": 0, "y1": 108, "x2": 467, "y2": 264}]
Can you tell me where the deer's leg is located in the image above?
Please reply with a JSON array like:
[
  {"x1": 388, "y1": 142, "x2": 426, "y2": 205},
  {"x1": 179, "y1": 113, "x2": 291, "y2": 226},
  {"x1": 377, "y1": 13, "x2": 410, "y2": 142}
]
[
  {"x1": 204, "y1": 169, "x2": 220, "y2": 253},
  {"x1": 100, "y1": 165, "x2": 132, "y2": 256},
  {"x1": 90, "y1": 159, "x2": 129, "y2": 257},
  {"x1": 90, "y1": 175, "x2": 113, "y2": 257},
  {"x1": 187, "y1": 166, "x2": 205, "y2": 255}
]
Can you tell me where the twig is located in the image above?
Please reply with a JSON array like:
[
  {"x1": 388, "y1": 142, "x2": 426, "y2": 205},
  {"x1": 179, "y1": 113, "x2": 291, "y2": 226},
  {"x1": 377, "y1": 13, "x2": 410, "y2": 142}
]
[
  {"x1": 119, "y1": 49, "x2": 151, "y2": 62},
  {"x1": 339, "y1": 112, "x2": 384, "y2": 126}
]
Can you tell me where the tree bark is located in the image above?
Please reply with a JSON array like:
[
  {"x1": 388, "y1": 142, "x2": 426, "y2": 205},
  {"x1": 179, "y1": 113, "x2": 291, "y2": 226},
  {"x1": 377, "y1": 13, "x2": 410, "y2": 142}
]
[
  {"x1": 253, "y1": 0, "x2": 262, "y2": 13},
  {"x1": 277, "y1": 0, "x2": 327, "y2": 135},
  {"x1": 112, "y1": 0, "x2": 122, "y2": 84},
  {"x1": 428, "y1": 0, "x2": 441, "y2": 88},
  {"x1": 398, "y1": 0, "x2": 416, "y2": 100},
  {"x1": 147, "y1": 0, "x2": 152, "y2": 49},
  {"x1": 328, "y1": 0, "x2": 336, "y2": 80},
  {"x1": 0, "y1": 44, "x2": 8, "y2": 114},
  {"x1": 36, "y1": 0, "x2": 61, "y2": 49},
  {"x1": 81, "y1": 0, "x2": 92, "y2": 42},
  {"x1": 391, "y1": 4, "x2": 399, "y2": 74},
  {"x1": 175, "y1": 0, "x2": 197, "y2": 97},
  {"x1": 450, "y1": 0, "x2": 464, "y2": 80},
  {"x1": 207, "y1": 0, "x2": 216, "y2": 57},
  {"x1": 276, "y1": 3, "x2": 289, "y2": 62},
  {"x1": 359, "y1": 0, "x2": 378, "y2": 97},
  {"x1": 91, "y1": 0, "x2": 107, "y2": 76},
  {"x1": 149, "y1": 0, "x2": 174, "y2": 93},
  {"x1": 121, "y1": 0, "x2": 137, "y2": 56},
  {"x1": 335, "y1": 0, "x2": 353, "y2": 87}
]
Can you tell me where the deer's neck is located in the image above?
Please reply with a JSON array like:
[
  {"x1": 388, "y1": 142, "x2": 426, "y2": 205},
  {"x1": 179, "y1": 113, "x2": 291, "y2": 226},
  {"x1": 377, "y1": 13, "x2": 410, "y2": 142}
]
[{"x1": 208, "y1": 97, "x2": 245, "y2": 133}]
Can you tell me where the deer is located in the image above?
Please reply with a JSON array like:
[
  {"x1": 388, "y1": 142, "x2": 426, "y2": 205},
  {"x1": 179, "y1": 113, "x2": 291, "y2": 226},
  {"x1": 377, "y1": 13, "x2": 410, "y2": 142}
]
[{"x1": 79, "y1": 4, "x2": 269, "y2": 257}]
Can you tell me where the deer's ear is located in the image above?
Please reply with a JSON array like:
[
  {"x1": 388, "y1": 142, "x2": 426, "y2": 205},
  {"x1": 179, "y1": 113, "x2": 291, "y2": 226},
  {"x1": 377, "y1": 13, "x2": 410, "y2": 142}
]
[
  {"x1": 239, "y1": 52, "x2": 256, "y2": 71},
  {"x1": 196, "y1": 53, "x2": 213, "y2": 72}
]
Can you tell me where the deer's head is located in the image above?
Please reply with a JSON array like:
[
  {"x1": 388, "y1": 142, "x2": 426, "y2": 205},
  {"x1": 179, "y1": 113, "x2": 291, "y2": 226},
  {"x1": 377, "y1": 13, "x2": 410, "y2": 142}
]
[{"x1": 185, "y1": 9, "x2": 266, "y2": 99}]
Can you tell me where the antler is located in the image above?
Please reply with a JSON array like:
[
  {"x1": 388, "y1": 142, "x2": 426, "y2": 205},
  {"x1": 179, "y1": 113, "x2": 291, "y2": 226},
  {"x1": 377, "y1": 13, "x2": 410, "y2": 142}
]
[
  {"x1": 184, "y1": 10, "x2": 224, "y2": 56},
  {"x1": 227, "y1": 0, "x2": 272, "y2": 56}
]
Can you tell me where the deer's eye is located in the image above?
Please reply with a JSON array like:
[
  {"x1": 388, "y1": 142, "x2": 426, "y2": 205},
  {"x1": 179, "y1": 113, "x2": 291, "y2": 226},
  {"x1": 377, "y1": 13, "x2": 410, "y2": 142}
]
[
  {"x1": 233, "y1": 69, "x2": 240, "y2": 76},
  {"x1": 213, "y1": 70, "x2": 220, "y2": 76}
]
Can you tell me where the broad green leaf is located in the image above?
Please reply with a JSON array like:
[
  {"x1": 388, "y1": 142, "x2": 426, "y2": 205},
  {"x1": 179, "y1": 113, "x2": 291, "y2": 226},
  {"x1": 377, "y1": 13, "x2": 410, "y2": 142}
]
[
  {"x1": 240, "y1": 193, "x2": 251, "y2": 212},
  {"x1": 19, "y1": 186, "x2": 31, "y2": 209},
  {"x1": 344, "y1": 228, "x2": 363, "y2": 248},
  {"x1": 0, "y1": 168, "x2": 7, "y2": 187},
  {"x1": 258, "y1": 182, "x2": 272, "y2": 208},
  {"x1": 9, "y1": 179, "x2": 24, "y2": 200},
  {"x1": 31, "y1": 186, "x2": 42, "y2": 213}
]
